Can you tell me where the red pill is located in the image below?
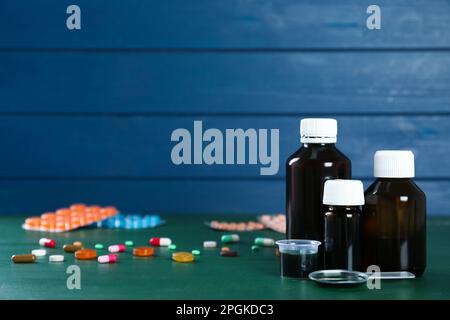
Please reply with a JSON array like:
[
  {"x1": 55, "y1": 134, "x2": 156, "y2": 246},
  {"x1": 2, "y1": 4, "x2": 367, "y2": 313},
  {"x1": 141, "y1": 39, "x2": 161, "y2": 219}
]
[
  {"x1": 150, "y1": 237, "x2": 172, "y2": 247},
  {"x1": 39, "y1": 238, "x2": 56, "y2": 248}
]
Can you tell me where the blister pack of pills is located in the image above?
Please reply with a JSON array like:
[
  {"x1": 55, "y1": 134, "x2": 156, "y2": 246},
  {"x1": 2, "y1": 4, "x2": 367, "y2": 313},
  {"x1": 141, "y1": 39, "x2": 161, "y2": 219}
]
[
  {"x1": 22, "y1": 204, "x2": 118, "y2": 232},
  {"x1": 205, "y1": 220, "x2": 265, "y2": 232},
  {"x1": 96, "y1": 214, "x2": 165, "y2": 229},
  {"x1": 257, "y1": 214, "x2": 285, "y2": 234}
]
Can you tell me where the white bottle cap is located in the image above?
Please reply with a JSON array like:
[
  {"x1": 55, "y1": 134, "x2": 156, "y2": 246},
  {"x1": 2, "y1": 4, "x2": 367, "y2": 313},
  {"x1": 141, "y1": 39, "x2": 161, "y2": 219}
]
[
  {"x1": 300, "y1": 118, "x2": 337, "y2": 143},
  {"x1": 374, "y1": 150, "x2": 415, "y2": 178},
  {"x1": 323, "y1": 179, "x2": 365, "y2": 206}
]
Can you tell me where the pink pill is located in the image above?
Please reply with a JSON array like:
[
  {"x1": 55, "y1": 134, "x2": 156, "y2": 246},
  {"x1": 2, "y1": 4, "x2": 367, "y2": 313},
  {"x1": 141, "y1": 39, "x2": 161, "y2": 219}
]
[
  {"x1": 108, "y1": 244, "x2": 126, "y2": 253},
  {"x1": 98, "y1": 254, "x2": 117, "y2": 264}
]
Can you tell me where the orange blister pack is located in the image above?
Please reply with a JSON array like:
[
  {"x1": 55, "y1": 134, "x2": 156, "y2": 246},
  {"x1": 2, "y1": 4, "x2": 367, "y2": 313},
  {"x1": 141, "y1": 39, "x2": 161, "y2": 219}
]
[{"x1": 22, "y1": 203, "x2": 118, "y2": 232}]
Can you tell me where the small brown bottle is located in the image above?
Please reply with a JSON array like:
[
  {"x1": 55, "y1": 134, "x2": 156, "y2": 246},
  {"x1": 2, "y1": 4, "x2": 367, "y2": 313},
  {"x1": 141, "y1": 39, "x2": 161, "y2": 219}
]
[
  {"x1": 286, "y1": 119, "x2": 351, "y2": 269},
  {"x1": 362, "y1": 150, "x2": 426, "y2": 277},
  {"x1": 323, "y1": 179, "x2": 364, "y2": 271}
]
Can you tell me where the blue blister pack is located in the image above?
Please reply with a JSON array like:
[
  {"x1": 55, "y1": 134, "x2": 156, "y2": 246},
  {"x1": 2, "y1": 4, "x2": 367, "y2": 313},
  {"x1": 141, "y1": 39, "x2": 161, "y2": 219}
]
[{"x1": 96, "y1": 214, "x2": 165, "y2": 229}]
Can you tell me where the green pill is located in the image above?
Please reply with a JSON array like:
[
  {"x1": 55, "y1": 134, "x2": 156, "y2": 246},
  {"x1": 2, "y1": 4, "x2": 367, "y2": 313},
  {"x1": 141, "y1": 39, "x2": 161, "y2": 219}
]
[
  {"x1": 251, "y1": 245, "x2": 260, "y2": 251},
  {"x1": 254, "y1": 237, "x2": 275, "y2": 247},
  {"x1": 169, "y1": 244, "x2": 177, "y2": 250},
  {"x1": 221, "y1": 234, "x2": 240, "y2": 243},
  {"x1": 125, "y1": 241, "x2": 134, "y2": 247},
  {"x1": 192, "y1": 250, "x2": 201, "y2": 256},
  {"x1": 94, "y1": 243, "x2": 104, "y2": 249}
]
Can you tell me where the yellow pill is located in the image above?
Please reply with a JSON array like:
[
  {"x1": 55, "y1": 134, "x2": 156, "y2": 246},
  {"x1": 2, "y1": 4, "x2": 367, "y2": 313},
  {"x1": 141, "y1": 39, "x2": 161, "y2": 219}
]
[{"x1": 172, "y1": 252, "x2": 194, "y2": 263}]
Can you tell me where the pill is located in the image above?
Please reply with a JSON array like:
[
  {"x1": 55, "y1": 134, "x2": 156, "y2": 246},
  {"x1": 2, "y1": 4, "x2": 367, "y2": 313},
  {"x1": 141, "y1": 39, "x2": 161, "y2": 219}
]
[
  {"x1": 169, "y1": 244, "x2": 177, "y2": 250},
  {"x1": 95, "y1": 243, "x2": 104, "y2": 249},
  {"x1": 192, "y1": 250, "x2": 201, "y2": 256},
  {"x1": 172, "y1": 252, "x2": 194, "y2": 263},
  {"x1": 203, "y1": 241, "x2": 217, "y2": 248},
  {"x1": 133, "y1": 246, "x2": 154, "y2": 257},
  {"x1": 251, "y1": 245, "x2": 260, "y2": 251},
  {"x1": 87, "y1": 205, "x2": 102, "y2": 213},
  {"x1": 125, "y1": 241, "x2": 134, "y2": 247},
  {"x1": 73, "y1": 241, "x2": 83, "y2": 247},
  {"x1": 63, "y1": 244, "x2": 83, "y2": 253},
  {"x1": 254, "y1": 237, "x2": 275, "y2": 247},
  {"x1": 11, "y1": 254, "x2": 36, "y2": 263},
  {"x1": 31, "y1": 249, "x2": 47, "y2": 257},
  {"x1": 221, "y1": 247, "x2": 230, "y2": 252},
  {"x1": 39, "y1": 238, "x2": 56, "y2": 248},
  {"x1": 150, "y1": 237, "x2": 172, "y2": 247},
  {"x1": 221, "y1": 234, "x2": 239, "y2": 243},
  {"x1": 75, "y1": 249, "x2": 97, "y2": 260},
  {"x1": 221, "y1": 250, "x2": 238, "y2": 257},
  {"x1": 98, "y1": 254, "x2": 117, "y2": 264},
  {"x1": 108, "y1": 244, "x2": 126, "y2": 253},
  {"x1": 70, "y1": 203, "x2": 87, "y2": 211},
  {"x1": 49, "y1": 255, "x2": 64, "y2": 263}
]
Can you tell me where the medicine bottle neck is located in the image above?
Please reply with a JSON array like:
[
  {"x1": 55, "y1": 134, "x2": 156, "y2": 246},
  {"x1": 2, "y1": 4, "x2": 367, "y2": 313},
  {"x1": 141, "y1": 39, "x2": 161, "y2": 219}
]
[
  {"x1": 377, "y1": 177, "x2": 412, "y2": 183},
  {"x1": 302, "y1": 142, "x2": 336, "y2": 148},
  {"x1": 327, "y1": 205, "x2": 361, "y2": 212}
]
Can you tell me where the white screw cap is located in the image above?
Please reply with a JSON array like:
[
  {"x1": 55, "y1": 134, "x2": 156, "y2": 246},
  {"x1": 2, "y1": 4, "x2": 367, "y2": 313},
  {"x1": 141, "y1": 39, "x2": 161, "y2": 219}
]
[
  {"x1": 300, "y1": 118, "x2": 337, "y2": 143},
  {"x1": 323, "y1": 179, "x2": 365, "y2": 206},
  {"x1": 374, "y1": 150, "x2": 415, "y2": 178}
]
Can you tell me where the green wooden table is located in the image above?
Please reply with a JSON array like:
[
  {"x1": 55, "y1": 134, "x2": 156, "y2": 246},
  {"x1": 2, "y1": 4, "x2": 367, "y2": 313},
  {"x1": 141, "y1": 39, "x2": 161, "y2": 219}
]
[{"x1": 1, "y1": 215, "x2": 449, "y2": 300}]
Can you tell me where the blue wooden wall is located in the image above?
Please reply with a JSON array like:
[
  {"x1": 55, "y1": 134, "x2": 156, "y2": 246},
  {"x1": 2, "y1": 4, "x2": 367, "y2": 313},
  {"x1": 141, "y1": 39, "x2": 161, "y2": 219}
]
[{"x1": 1, "y1": 0, "x2": 450, "y2": 215}]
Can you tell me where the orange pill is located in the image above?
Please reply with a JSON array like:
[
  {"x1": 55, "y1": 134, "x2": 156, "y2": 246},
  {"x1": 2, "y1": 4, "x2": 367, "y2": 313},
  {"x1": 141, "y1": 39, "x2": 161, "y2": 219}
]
[
  {"x1": 25, "y1": 217, "x2": 41, "y2": 227},
  {"x1": 86, "y1": 205, "x2": 101, "y2": 213},
  {"x1": 42, "y1": 221, "x2": 56, "y2": 231},
  {"x1": 70, "y1": 211, "x2": 83, "y2": 218},
  {"x1": 70, "y1": 210, "x2": 85, "y2": 219},
  {"x1": 70, "y1": 203, "x2": 87, "y2": 211},
  {"x1": 132, "y1": 246, "x2": 154, "y2": 257},
  {"x1": 56, "y1": 208, "x2": 71, "y2": 216},
  {"x1": 101, "y1": 206, "x2": 118, "y2": 216},
  {"x1": 75, "y1": 249, "x2": 97, "y2": 260},
  {"x1": 41, "y1": 212, "x2": 56, "y2": 220},
  {"x1": 221, "y1": 247, "x2": 230, "y2": 252}
]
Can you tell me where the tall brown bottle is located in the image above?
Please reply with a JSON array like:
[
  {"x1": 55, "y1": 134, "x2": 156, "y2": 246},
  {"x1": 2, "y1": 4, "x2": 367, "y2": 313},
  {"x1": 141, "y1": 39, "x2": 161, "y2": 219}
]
[
  {"x1": 286, "y1": 118, "x2": 351, "y2": 269},
  {"x1": 362, "y1": 150, "x2": 426, "y2": 276}
]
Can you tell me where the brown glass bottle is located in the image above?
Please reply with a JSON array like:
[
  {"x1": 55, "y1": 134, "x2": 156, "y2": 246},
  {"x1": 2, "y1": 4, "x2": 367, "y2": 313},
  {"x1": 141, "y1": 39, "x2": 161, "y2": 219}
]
[
  {"x1": 322, "y1": 179, "x2": 363, "y2": 271},
  {"x1": 362, "y1": 178, "x2": 426, "y2": 276},
  {"x1": 324, "y1": 205, "x2": 361, "y2": 271},
  {"x1": 361, "y1": 150, "x2": 426, "y2": 277},
  {"x1": 286, "y1": 119, "x2": 351, "y2": 269}
]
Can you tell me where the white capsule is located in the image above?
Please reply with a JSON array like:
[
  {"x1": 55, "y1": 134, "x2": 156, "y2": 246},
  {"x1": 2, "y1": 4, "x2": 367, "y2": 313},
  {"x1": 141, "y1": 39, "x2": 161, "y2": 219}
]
[
  {"x1": 254, "y1": 237, "x2": 275, "y2": 247},
  {"x1": 203, "y1": 241, "x2": 217, "y2": 248},
  {"x1": 31, "y1": 249, "x2": 47, "y2": 257},
  {"x1": 39, "y1": 238, "x2": 50, "y2": 246},
  {"x1": 49, "y1": 255, "x2": 64, "y2": 262},
  {"x1": 160, "y1": 238, "x2": 172, "y2": 246}
]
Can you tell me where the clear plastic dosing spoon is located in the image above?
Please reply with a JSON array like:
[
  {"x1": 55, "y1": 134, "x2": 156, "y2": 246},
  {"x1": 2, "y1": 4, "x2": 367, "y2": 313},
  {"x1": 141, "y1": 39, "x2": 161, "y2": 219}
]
[{"x1": 366, "y1": 271, "x2": 415, "y2": 279}]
